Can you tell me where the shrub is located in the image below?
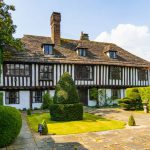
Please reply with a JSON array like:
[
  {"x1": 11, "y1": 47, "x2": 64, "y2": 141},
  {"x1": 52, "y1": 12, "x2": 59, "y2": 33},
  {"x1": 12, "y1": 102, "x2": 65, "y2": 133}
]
[
  {"x1": 119, "y1": 88, "x2": 142, "y2": 110},
  {"x1": 0, "y1": 106, "x2": 22, "y2": 148},
  {"x1": 41, "y1": 120, "x2": 48, "y2": 135},
  {"x1": 118, "y1": 97, "x2": 136, "y2": 110},
  {"x1": 128, "y1": 115, "x2": 136, "y2": 126},
  {"x1": 53, "y1": 72, "x2": 79, "y2": 104},
  {"x1": 50, "y1": 72, "x2": 83, "y2": 121},
  {"x1": 0, "y1": 92, "x2": 3, "y2": 105},
  {"x1": 41, "y1": 92, "x2": 53, "y2": 109},
  {"x1": 89, "y1": 88, "x2": 100, "y2": 107},
  {"x1": 126, "y1": 88, "x2": 141, "y2": 101},
  {"x1": 27, "y1": 108, "x2": 31, "y2": 115},
  {"x1": 50, "y1": 103, "x2": 83, "y2": 121},
  {"x1": 89, "y1": 88, "x2": 98, "y2": 100},
  {"x1": 138, "y1": 87, "x2": 150, "y2": 102}
]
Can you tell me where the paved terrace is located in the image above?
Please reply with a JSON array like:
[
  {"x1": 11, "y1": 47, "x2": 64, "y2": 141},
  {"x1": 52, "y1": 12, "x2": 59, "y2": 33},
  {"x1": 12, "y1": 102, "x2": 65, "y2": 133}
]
[{"x1": 2, "y1": 108, "x2": 150, "y2": 150}]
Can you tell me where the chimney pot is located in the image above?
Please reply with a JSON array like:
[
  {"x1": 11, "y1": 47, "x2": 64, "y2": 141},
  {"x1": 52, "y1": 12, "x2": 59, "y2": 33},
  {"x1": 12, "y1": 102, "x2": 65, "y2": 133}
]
[{"x1": 80, "y1": 32, "x2": 89, "y2": 41}]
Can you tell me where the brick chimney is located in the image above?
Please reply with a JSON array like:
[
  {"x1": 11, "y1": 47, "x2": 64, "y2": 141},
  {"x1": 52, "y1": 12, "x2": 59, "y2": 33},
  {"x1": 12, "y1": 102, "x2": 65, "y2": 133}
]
[
  {"x1": 80, "y1": 32, "x2": 89, "y2": 41},
  {"x1": 50, "y1": 12, "x2": 61, "y2": 45}
]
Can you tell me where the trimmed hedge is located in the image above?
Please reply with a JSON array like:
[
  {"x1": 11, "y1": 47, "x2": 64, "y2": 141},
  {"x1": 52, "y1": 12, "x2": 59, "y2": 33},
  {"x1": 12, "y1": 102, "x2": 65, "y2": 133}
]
[
  {"x1": 50, "y1": 103, "x2": 83, "y2": 121},
  {"x1": 0, "y1": 106, "x2": 22, "y2": 148}
]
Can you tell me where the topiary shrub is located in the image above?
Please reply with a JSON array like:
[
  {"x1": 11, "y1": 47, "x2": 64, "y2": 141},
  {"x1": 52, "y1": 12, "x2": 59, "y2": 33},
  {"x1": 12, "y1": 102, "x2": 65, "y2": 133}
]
[
  {"x1": 41, "y1": 92, "x2": 53, "y2": 109},
  {"x1": 0, "y1": 92, "x2": 3, "y2": 105},
  {"x1": 41, "y1": 120, "x2": 48, "y2": 135},
  {"x1": 128, "y1": 115, "x2": 136, "y2": 126},
  {"x1": 118, "y1": 97, "x2": 136, "y2": 110},
  {"x1": 0, "y1": 106, "x2": 22, "y2": 148},
  {"x1": 50, "y1": 72, "x2": 83, "y2": 121},
  {"x1": 27, "y1": 108, "x2": 31, "y2": 115},
  {"x1": 119, "y1": 88, "x2": 143, "y2": 110},
  {"x1": 53, "y1": 72, "x2": 79, "y2": 104},
  {"x1": 125, "y1": 88, "x2": 142, "y2": 110},
  {"x1": 50, "y1": 103, "x2": 83, "y2": 121}
]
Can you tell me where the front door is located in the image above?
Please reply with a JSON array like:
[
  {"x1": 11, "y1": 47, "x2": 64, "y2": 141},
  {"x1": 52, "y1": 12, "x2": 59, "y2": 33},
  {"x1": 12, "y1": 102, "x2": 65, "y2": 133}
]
[{"x1": 78, "y1": 88, "x2": 88, "y2": 105}]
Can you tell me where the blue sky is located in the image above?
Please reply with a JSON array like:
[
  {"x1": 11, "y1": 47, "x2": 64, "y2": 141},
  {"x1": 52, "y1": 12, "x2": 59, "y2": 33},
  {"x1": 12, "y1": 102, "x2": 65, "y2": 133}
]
[
  {"x1": 4, "y1": 0, "x2": 150, "y2": 39},
  {"x1": 4, "y1": 0, "x2": 150, "y2": 60}
]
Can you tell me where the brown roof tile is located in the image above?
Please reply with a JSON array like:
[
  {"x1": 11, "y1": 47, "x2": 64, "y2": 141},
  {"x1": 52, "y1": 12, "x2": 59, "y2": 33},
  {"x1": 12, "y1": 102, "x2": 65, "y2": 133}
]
[{"x1": 4, "y1": 35, "x2": 150, "y2": 68}]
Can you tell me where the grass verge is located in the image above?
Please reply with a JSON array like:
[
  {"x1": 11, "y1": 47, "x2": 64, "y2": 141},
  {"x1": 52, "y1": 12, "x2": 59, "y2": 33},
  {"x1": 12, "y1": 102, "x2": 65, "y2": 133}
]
[{"x1": 27, "y1": 112, "x2": 125, "y2": 135}]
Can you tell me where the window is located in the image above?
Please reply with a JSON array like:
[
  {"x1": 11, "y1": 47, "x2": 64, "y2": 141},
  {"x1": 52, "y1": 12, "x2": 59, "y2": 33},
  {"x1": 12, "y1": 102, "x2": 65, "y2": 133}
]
[
  {"x1": 111, "y1": 89, "x2": 121, "y2": 99},
  {"x1": 77, "y1": 49, "x2": 86, "y2": 57},
  {"x1": 109, "y1": 51, "x2": 117, "y2": 59},
  {"x1": 75, "y1": 65, "x2": 93, "y2": 80},
  {"x1": 39, "y1": 65, "x2": 53, "y2": 80},
  {"x1": 109, "y1": 66, "x2": 121, "y2": 80},
  {"x1": 33, "y1": 91, "x2": 43, "y2": 103},
  {"x1": 43, "y1": 44, "x2": 53, "y2": 55},
  {"x1": 5, "y1": 64, "x2": 30, "y2": 76},
  {"x1": 138, "y1": 69, "x2": 148, "y2": 81},
  {"x1": 5, "y1": 91, "x2": 19, "y2": 104}
]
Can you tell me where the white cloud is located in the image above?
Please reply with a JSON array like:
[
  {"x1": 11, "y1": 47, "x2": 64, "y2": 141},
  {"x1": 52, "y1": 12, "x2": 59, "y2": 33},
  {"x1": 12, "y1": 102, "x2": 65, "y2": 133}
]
[{"x1": 95, "y1": 24, "x2": 150, "y2": 61}]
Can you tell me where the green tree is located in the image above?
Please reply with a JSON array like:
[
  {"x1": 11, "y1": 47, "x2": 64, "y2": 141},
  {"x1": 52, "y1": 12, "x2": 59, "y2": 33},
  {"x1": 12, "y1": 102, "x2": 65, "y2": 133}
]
[{"x1": 0, "y1": 1, "x2": 23, "y2": 80}]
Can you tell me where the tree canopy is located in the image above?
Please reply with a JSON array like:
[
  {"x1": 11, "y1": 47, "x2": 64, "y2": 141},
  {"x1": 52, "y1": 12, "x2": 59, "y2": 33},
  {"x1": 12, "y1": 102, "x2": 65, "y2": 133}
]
[{"x1": 0, "y1": 1, "x2": 23, "y2": 51}]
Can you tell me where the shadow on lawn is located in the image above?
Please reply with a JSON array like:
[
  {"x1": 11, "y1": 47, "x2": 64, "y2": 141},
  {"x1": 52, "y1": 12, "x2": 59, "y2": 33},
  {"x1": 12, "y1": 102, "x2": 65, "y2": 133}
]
[{"x1": 37, "y1": 136, "x2": 88, "y2": 150}]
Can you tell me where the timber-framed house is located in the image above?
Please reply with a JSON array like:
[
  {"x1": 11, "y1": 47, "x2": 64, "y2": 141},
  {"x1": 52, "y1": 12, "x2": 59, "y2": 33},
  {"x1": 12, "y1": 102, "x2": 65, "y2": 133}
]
[{"x1": 1, "y1": 12, "x2": 150, "y2": 109}]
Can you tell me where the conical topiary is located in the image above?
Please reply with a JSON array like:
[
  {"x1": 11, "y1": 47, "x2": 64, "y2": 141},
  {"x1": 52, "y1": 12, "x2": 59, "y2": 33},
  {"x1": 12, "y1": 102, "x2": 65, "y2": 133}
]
[
  {"x1": 41, "y1": 120, "x2": 48, "y2": 135},
  {"x1": 128, "y1": 115, "x2": 136, "y2": 126},
  {"x1": 53, "y1": 72, "x2": 79, "y2": 104}
]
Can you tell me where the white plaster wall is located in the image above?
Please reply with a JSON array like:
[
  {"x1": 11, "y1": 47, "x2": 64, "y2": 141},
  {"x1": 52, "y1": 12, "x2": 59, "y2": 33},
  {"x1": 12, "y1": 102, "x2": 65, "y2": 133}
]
[
  {"x1": 49, "y1": 90, "x2": 55, "y2": 96},
  {"x1": 121, "y1": 89, "x2": 125, "y2": 98},
  {"x1": 4, "y1": 91, "x2": 30, "y2": 110},
  {"x1": 32, "y1": 103, "x2": 42, "y2": 109}
]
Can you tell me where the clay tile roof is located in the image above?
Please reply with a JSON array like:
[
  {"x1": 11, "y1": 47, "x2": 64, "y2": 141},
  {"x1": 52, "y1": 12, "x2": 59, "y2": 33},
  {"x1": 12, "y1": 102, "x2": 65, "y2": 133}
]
[{"x1": 4, "y1": 34, "x2": 150, "y2": 68}]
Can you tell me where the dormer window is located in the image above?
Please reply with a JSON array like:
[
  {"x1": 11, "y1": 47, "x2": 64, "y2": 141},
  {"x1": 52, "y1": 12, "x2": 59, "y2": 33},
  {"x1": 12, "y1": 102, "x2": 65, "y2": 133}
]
[
  {"x1": 109, "y1": 51, "x2": 117, "y2": 59},
  {"x1": 107, "y1": 50, "x2": 117, "y2": 59},
  {"x1": 77, "y1": 48, "x2": 87, "y2": 57},
  {"x1": 42, "y1": 44, "x2": 54, "y2": 55}
]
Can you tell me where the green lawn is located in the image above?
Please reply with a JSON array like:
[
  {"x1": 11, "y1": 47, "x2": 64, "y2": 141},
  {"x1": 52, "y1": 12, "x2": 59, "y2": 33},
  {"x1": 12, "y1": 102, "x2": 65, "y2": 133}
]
[{"x1": 27, "y1": 113, "x2": 125, "y2": 135}]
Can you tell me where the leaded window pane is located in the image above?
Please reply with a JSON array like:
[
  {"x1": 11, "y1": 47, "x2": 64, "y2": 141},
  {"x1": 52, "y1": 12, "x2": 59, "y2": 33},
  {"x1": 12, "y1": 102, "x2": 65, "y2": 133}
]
[
  {"x1": 75, "y1": 65, "x2": 93, "y2": 80},
  {"x1": 33, "y1": 91, "x2": 42, "y2": 103},
  {"x1": 138, "y1": 69, "x2": 148, "y2": 81},
  {"x1": 109, "y1": 66, "x2": 121, "y2": 80},
  {"x1": 5, "y1": 91, "x2": 19, "y2": 104},
  {"x1": 4, "y1": 64, "x2": 30, "y2": 76},
  {"x1": 39, "y1": 65, "x2": 53, "y2": 80}
]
